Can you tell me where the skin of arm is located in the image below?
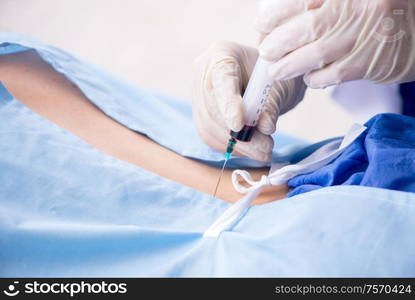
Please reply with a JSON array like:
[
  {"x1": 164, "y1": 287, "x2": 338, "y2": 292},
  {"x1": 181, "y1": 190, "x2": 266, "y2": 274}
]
[{"x1": 0, "y1": 50, "x2": 288, "y2": 205}]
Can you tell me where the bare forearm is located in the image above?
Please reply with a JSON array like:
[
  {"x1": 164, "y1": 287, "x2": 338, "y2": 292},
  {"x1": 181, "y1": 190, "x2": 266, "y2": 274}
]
[{"x1": 0, "y1": 50, "x2": 288, "y2": 205}]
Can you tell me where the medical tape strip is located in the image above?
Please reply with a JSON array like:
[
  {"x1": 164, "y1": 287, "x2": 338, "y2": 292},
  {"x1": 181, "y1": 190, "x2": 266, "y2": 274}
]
[{"x1": 203, "y1": 123, "x2": 367, "y2": 238}]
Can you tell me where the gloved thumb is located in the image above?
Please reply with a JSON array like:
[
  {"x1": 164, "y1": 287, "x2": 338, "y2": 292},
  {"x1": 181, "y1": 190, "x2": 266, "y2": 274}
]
[
  {"x1": 210, "y1": 57, "x2": 245, "y2": 132},
  {"x1": 235, "y1": 130, "x2": 274, "y2": 162}
]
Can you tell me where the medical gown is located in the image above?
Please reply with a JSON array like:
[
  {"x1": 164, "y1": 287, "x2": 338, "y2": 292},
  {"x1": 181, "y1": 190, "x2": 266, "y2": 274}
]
[
  {"x1": 288, "y1": 114, "x2": 415, "y2": 196},
  {"x1": 1, "y1": 33, "x2": 415, "y2": 277}
]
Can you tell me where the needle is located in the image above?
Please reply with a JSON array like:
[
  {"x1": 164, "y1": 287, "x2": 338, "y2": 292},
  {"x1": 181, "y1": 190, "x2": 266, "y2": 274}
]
[
  {"x1": 213, "y1": 158, "x2": 229, "y2": 198},
  {"x1": 212, "y1": 138, "x2": 237, "y2": 198}
]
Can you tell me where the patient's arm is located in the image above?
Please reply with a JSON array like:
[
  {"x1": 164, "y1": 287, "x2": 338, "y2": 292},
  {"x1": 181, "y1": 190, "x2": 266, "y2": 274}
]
[{"x1": 0, "y1": 50, "x2": 288, "y2": 205}]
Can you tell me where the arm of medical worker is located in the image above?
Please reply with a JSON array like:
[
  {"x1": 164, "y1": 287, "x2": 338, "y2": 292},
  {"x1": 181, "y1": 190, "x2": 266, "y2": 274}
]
[
  {"x1": 192, "y1": 41, "x2": 306, "y2": 162},
  {"x1": 255, "y1": 0, "x2": 415, "y2": 88}
]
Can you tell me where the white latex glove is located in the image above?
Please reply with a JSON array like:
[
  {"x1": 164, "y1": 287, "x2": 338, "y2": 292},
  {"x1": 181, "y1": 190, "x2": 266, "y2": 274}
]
[
  {"x1": 192, "y1": 41, "x2": 306, "y2": 162},
  {"x1": 255, "y1": 0, "x2": 415, "y2": 88}
]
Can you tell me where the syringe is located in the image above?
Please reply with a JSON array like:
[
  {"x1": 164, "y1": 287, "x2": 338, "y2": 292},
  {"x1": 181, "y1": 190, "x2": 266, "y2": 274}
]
[{"x1": 213, "y1": 57, "x2": 274, "y2": 197}]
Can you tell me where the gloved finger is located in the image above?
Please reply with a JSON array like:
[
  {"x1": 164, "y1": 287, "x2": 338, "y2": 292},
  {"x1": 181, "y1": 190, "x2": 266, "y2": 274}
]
[
  {"x1": 267, "y1": 35, "x2": 356, "y2": 81},
  {"x1": 259, "y1": 9, "x2": 323, "y2": 62},
  {"x1": 192, "y1": 74, "x2": 230, "y2": 153},
  {"x1": 210, "y1": 58, "x2": 245, "y2": 132},
  {"x1": 254, "y1": 0, "x2": 325, "y2": 35},
  {"x1": 193, "y1": 100, "x2": 229, "y2": 152},
  {"x1": 256, "y1": 32, "x2": 267, "y2": 46},
  {"x1": 256, "y1": 95, "x2": 279, "y2": 135},
  {"x1": 234, "y1": 130, "x2": 274, "y2": 162},
  {"x1": 259, "y1": 2, "x2": 344, "y2": 64},
  {"x1": 304, "y1": 59, "x2": 366, "y2": 89}
]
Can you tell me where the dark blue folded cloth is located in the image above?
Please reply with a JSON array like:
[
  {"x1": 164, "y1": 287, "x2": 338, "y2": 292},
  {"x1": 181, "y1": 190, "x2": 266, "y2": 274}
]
[
  {"x1": 400, "y1": 81, "x2": 415, "y2": 118},
  {"x1": 288, "y1": 113, "x2": 415, "y2": 196}
]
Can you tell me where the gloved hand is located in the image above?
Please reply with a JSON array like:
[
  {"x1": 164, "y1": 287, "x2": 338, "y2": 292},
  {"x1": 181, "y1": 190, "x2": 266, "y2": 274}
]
[
  {"x1": 192, "y1": 41, "x2": 306, "y2": 162},
  {"x1": 255, "y1": 0, "x2": 415, "y2": 88}
]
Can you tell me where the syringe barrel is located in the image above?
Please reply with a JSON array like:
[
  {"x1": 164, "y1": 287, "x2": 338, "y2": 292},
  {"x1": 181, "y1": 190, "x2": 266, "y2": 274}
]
[{"x1": 230, "y1": 57, "x2": 274, "y2": 142}]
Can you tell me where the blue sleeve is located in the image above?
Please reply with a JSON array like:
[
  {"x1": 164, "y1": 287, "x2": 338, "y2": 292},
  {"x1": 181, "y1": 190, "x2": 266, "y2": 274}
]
[{"x1": 288, "y1": 113, "x2": 415, "y2": 196}]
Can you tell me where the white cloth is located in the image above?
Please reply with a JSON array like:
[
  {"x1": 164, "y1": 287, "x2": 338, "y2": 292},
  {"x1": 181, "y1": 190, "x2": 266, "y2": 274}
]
[
  {"x1": 204, "y1": 123, "x2": 367, "y2": 237},
  {"x1": 330, "y1": 81, "x2": 402, "y2": 124}
]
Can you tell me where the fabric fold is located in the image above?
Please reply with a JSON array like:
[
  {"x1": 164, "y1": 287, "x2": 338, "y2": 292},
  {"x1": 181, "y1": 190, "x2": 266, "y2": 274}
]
[{"x1": 204, "y1": 123, "x2": 367, "y2": 238}]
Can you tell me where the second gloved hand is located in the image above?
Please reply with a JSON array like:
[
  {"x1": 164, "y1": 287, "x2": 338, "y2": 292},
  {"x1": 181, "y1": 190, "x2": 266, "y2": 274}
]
[
  {"x1": 255, "y1": 0, "x2": 415, "y2": 88},
  {"x1": 192, "y1": 41, "x2": 306, "y2": 162}
]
